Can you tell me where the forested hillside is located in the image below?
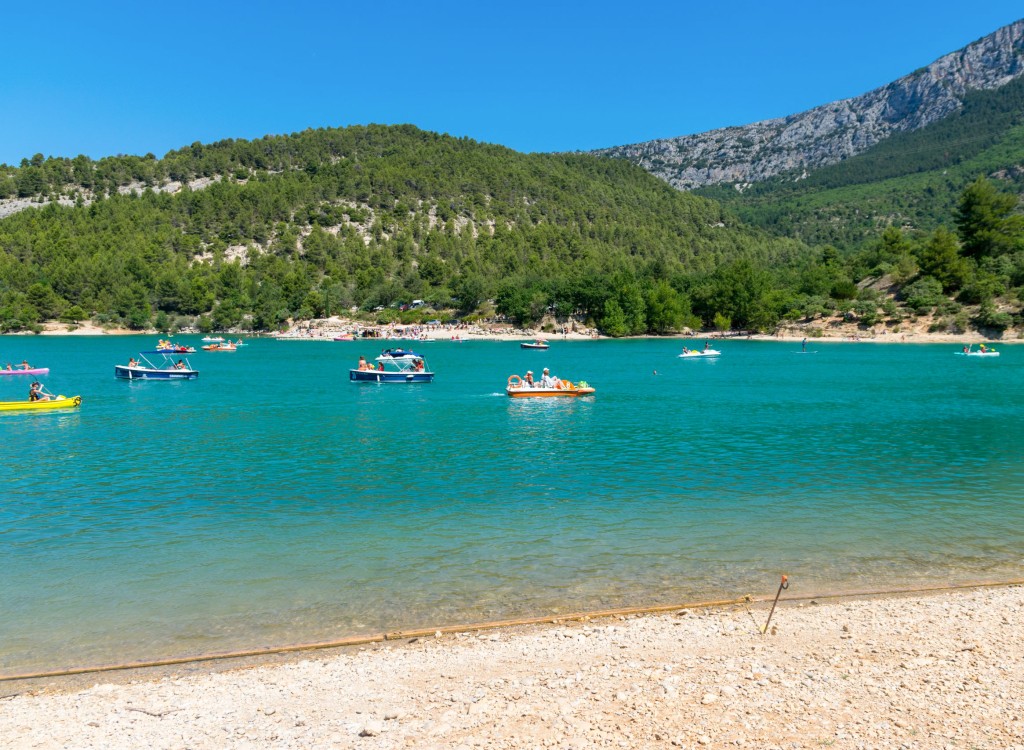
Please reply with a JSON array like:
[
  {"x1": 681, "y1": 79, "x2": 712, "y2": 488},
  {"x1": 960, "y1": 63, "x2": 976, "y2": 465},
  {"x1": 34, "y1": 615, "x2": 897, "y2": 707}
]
[
  {"x1": 0, "y1": 125, "x2": 808, "y2": 335},
  {"x1": 1, "y1": 124, "x2": 1022, "y2": 337}
]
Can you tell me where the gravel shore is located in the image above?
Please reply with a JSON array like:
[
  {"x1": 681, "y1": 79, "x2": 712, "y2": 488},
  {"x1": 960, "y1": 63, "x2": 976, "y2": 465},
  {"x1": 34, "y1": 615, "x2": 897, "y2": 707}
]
[{"x1": 2, "y1": 585, "x2": 1022, "y2": 749}]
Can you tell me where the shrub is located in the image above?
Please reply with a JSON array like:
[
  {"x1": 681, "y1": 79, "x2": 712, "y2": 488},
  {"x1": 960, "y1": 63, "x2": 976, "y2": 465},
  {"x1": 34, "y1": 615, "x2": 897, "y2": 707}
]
[{"x1": 902, "y1": 276, "x2": 945, "y2": 313}]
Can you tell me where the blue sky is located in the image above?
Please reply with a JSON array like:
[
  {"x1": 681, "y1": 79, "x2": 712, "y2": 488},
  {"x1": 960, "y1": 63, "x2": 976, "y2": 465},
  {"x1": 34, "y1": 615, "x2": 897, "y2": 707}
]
[{"x1": 2, "y1": 1, "x2": 1021, "y2": 165}]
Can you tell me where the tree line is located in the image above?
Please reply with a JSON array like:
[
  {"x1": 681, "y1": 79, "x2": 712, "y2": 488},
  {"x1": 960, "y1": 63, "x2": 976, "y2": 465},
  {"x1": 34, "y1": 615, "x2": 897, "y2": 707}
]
[{"x1": 0, "y1": 125, "x2": 1021, "y2": 336}]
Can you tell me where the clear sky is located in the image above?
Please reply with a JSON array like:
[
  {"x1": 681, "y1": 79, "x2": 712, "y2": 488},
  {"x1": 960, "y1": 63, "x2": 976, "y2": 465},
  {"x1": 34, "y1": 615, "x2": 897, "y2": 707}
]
[{"x1": 2, "y1": 1, "x2": 1022, "y2": 166}]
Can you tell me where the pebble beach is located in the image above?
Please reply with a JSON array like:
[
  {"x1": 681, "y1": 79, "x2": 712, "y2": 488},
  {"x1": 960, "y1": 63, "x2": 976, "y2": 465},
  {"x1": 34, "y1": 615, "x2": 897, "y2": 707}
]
[{"x1": 2, "y1": 585, "x2": 1022, "y2": 749}]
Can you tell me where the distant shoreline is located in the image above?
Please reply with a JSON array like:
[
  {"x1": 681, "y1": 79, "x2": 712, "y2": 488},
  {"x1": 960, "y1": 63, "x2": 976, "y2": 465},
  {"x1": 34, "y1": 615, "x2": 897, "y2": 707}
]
[{"x1": 8, "y1": 318, "x2": 1021, "y2": 345}]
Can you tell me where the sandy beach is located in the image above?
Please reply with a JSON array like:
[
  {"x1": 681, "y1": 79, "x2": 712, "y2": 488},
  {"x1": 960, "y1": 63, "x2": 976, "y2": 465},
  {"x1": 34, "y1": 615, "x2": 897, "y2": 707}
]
[
  {"x1": 23, "y1": 315, "x2": 1020, "y2": 345},
  {"x1": 2, "y1": 584, "x2": 1022, "y2": 749}
]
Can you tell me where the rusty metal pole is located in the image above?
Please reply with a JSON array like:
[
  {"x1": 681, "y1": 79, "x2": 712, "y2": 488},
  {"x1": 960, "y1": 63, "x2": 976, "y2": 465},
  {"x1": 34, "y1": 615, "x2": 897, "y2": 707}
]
[{"x1": 761, "y1": 574, "x2": 789, "y2": 634}]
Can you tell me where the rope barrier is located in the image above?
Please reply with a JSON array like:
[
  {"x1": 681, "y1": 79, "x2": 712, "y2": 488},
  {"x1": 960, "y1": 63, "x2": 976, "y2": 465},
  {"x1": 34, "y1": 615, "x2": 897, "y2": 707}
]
[{"x1": 2, "y1": 577, "x2": 1021, "y2": 683}]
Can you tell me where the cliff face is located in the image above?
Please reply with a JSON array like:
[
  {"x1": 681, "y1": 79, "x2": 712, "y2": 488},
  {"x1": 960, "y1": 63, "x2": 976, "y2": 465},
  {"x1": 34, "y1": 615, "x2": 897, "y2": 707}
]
[{"x1": 593, "y1": 20, "x2": 1024, "y2": 190}]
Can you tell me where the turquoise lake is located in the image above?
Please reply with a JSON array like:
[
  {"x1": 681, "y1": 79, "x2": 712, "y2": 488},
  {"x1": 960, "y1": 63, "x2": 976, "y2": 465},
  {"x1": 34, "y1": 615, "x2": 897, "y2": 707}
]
[{"x1": 2, "y1": 336, "x2": 1022, "y2": 675}]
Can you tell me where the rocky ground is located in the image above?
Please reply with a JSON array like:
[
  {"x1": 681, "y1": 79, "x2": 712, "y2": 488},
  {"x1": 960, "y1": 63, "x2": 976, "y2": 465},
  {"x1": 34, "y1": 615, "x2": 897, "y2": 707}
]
[{"x1": 2, "y1": 585, "x2": 1022, "y2": 749}]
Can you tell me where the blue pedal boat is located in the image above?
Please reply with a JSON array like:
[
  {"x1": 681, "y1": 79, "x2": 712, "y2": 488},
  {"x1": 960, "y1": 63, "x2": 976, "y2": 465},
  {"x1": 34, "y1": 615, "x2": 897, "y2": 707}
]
[{"x1": 350, "y1": 352, "x2": 433, "y2": 383}]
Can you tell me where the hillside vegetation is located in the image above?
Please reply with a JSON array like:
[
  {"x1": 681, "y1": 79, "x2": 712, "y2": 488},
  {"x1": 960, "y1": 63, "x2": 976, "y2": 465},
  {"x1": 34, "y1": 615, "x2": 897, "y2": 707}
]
[
  {"x1": 1, "y1": 124, "x2": 1022, "y2": 338},
  {"x1": 697, "y1": 75, "x2": 1024, "y2": 250},
  {"x1": 0, "y1": 125, "x2": 809, "y2": 335}
]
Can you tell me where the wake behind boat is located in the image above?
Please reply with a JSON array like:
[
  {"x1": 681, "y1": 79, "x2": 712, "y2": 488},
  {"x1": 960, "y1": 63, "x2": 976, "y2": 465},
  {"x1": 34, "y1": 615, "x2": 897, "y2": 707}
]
[{"x1": 115, "y1": 353, "x2": 199, "y2": 380}]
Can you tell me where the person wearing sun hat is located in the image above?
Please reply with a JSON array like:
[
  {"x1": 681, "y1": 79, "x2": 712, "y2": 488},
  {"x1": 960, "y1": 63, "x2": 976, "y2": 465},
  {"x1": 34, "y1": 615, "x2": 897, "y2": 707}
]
[
  {"x1": 540, "y1": 367, "x2": 558, "y2": 388},
  {"x1": 524, "y1": 370, "x2": 535, "y2": 386}
]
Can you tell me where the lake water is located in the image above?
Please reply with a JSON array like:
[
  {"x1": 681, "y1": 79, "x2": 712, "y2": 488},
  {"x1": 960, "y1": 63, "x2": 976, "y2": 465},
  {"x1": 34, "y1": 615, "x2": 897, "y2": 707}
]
[{"x1": 2, "y1": 335, "x2": 1022, "y2": 675}]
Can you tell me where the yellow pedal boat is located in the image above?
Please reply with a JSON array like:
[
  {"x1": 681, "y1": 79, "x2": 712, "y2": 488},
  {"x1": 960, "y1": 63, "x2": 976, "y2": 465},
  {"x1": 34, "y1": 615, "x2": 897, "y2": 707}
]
[
  {"x1": 506, "y1": 375, "x2": 595, "y2": 398},
  {"x1": 0, "y1": 395, "x2": 82, "y2": 412}
]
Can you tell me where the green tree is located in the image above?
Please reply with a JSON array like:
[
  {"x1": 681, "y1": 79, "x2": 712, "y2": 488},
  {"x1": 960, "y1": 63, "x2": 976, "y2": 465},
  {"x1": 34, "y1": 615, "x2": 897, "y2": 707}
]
[
  {"x1": 902, "y1": 276, "x2": 945, "y2": 313},
  {"x1": 955, "y1": 176, "x2": 1024, "y2": 260},
  {"x1": 645, "y1": 280, "x2": 686, "y2": 334},
  {"x1": 599, "y1": 299, "x2": 629, "y2": 337},
  {"x1": 918, "y1": 226, "x2": 969, "y2": 291}
]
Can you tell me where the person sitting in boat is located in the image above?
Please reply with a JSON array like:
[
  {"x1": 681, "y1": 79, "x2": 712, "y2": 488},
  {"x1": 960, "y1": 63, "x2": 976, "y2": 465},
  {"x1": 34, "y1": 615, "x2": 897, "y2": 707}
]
[
  {"x1": 357, "y1": 355, "x2": 370, "y2": 370},
  {"x1": 5, "y1": 363, "x2": 12, "y2": 371},
  {"x1": 29, "y1": 381, "x2": 47, "y2": 401},
  {"x1": 413, "y1": 358, "x2": 425, "y2": 371},
  {"x1": 980, "y1": 344, "x2": 987, "y2": 353},
  {"x1": 128, "y1": 357, "x2": 139, "y2": 367},
  {"x1": 524, "y1": 370, "x2": 535, "y2": 387},
  {"x1": 540, "y1": 368, "x2": 559, "y2": 388},
  {"x1": 962, "y1": 345, "x2": 969, "y2": 353},
  {"x1": 174, "y1": 359, "x2": 186, "y2": 369},
  {"x1": 20, "y1": 360, "x2": 31, "y2": 370},
  {"x1": 377, "y1": 361, "x2": 385, "y2": 371}
]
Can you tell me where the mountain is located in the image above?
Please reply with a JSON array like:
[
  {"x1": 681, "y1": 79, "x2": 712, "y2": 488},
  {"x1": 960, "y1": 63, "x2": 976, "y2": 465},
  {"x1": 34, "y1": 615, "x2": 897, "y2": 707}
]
[
  {"x1": 593, "y1": 19, "x2": 1024, "y2": 191},
  {"x1": 694, "y1": 73, "x2": 1024, "y2": 249}
]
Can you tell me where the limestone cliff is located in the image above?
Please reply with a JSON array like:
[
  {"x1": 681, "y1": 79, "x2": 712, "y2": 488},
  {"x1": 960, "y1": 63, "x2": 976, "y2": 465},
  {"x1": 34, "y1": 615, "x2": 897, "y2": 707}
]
[{"x1": 593, "y1": 20, "x2": 1024, "y2": 190}]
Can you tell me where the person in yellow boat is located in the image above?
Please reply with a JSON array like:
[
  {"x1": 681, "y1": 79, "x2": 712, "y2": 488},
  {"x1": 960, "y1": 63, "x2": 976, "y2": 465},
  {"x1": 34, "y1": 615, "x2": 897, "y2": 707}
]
[{"x1": 29, "y1": 382, "x2": 49, "y2": 401}]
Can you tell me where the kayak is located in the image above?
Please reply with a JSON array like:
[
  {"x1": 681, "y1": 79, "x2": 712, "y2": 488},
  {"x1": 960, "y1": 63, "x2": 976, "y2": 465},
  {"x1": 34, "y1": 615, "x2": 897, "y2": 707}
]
[
  {"x1": 0, "y1": 367, "x2": 50, "y2": 376},
  {"x1": 0, "y1": 395, "x2": 82, "y2": 412}
]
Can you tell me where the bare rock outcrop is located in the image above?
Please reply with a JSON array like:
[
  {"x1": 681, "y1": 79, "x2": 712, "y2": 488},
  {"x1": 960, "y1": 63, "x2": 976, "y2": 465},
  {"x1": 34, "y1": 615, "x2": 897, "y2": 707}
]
[{"x1": 594, "y1": 19, "x2": 1024, "y2": 190}]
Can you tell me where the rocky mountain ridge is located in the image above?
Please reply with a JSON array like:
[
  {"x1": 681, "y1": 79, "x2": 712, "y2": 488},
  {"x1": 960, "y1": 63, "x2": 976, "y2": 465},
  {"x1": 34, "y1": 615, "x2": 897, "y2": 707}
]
[{"x1": 593, "y1": 19, "x2": 1024, "y2": 190}]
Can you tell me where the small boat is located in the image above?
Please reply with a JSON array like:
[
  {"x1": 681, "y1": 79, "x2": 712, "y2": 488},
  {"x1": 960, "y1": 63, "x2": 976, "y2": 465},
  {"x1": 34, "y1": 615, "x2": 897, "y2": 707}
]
[
  {"x1": 377, "y1": 348, "x2": 423, "y2": 361},
  {"x1": 506, "y1": 374, "x2": 595, "y2": 398},
  {"x1": 201, "y1": 336, "x2": 225, "y2": 343},
  {"x1": 679, "y1": 347, "x2": 721, "y2": 358},
  {"x1": 151, "y1": 346, "x2": 196, "y2": 354},
  {"x1": 332, "y1": 335, "x2": 354, "y2": 341},
  {"x1": 0, "y1": 395, "x2": 82, "y2": 412},
  {"x1": 520, "y1": 340, "x2": 549, "y2": 350},
  {"x1": 115, "y1": 353, "x2": 199, "y2": 380},
  {"x1": 202, "y1": 343, "x2": 236, "y2": 351},
  {"x1": 0, "y1": 367, "x2": 50, "y2": 376},
  {"x1": 151, "y1": 340, "x2": 196, "y2": 354},
  {"x1": 350, "y1": 354, "x2": 433, "y2": 383},
  {"x1": 956, "y1": 345, "x2": 1000, "y2": 357}
]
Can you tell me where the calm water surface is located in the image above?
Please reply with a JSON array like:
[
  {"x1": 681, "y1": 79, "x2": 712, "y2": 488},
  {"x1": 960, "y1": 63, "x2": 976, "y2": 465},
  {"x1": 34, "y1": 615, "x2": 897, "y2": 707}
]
[{"x1": 2, "y1": 336, "x2": 1022, "y2": 674}]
